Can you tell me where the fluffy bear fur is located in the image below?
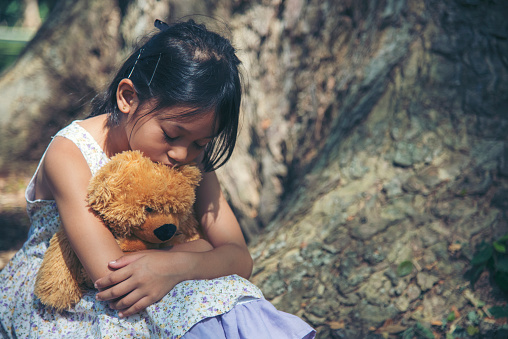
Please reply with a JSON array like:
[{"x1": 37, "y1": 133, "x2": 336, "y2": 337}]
[{"x1": 34, "y1": 150, "x2": 202, "y2": 311}]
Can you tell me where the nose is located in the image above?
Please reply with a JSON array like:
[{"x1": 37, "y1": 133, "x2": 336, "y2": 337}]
[
  {"x1": 153, "y1": 224, "x2": 177, "y2": 241},
  {"x1": 168, "y1": 146, "x2": 189, "y2": 164}
]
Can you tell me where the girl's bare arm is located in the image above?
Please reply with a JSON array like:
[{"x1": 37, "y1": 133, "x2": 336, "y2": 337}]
[
  {"x1": 191, "y1": 170, "x2": 253, "y2": 279},
  {"x1": 41, "y1": 137, "x2": 124, "y2": 282}
]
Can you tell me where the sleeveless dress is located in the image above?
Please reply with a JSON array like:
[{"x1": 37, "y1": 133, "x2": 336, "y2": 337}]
[{"x1": 0, "y1": 120, "x2": 315, "y2": 339}]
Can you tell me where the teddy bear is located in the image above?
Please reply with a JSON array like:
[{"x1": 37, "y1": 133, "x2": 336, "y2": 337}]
[{"x1": 34, "y1": 150, "x2": 203, "y2": 311}]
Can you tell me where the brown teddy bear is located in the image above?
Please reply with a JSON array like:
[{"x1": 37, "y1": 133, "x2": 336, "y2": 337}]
[{"x1": 34, "y1": 150, "x2": 203, "y2": 311}]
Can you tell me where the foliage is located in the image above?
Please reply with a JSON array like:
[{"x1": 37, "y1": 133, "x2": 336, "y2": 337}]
[
  {"x1": 466, "y1": 234, "x2": 508, "y2": 297},
  {"x1": 401, "y1": 322, "x2": 434, "y2": 339},
  {"x1": 0, "y1": 0, "x2": 57, "y2": 26},
  {"x1": 397, "y1": 260, "x2": 414, "y2": 277},
  {"x1": 0, "y1": 40, "x2": 25, "y2": 72},
  {"x1": 0, "y1": 1, "x2": 58, "y2": 72},
  {"x1": 488, "y1": 305, "x2": 508, "y2": 319}
]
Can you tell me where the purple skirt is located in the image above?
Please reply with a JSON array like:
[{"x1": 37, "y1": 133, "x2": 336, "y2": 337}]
[{"x1": 183, "y1": 298, "x2": 316, "y2": 339}]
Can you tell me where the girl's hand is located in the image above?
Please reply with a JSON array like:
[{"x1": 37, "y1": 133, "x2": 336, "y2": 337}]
[{"x1": 95, "y1": 240, "x2": 212, "y2": 317}]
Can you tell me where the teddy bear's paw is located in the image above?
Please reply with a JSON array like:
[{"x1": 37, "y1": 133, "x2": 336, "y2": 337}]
[
  {"x1": 34, "y1": 273, "x2": 83, "y2": 311},
  {"x1": 37, "y1": 289, "x2": 82, "y2": 312},
  {"x1": 34, "y1": 229, "x2": 87, "y2": 312}
]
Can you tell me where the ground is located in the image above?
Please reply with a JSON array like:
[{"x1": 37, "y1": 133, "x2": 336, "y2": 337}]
[{"x1": 1, "y1": 174, "x2": 507, "y2": 338}]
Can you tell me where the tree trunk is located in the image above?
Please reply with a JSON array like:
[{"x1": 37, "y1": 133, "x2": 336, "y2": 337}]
[
  {"x1": 223, "y1": 0, "x2": 508, "y2": 336},
  {"x1": 1, "y1": 0, "x2": 508, "y2": 337},
  {"x1": 0, "y1": 0, "x2": 170, "y2": 173}
]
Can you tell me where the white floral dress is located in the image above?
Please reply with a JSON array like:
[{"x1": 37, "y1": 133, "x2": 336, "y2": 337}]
[{"x1": 0, "y1": 121, "x2": 268, "y2": 338}]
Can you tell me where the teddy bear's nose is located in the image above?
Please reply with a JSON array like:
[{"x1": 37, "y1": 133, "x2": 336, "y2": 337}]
[{"x1": 153, "y1": 224, "x2": 177, "y2": 241}]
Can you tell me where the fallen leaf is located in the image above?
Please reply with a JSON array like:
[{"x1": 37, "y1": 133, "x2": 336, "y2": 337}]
[
  {"x1": 379, "y1": 324, "x2": 407, "y2": 334},
  {"x1": 463, "y1": 289, "x2": 482, "y2": 308},
  {"x1": 451, "y1": 306, "x2": 460, "y2": 318},
  {"x1": 484, "y1": 318, "x2": 497, "y2": 324},
  {"x1": 328, "y1": 321, "x2": 345, "y2": 330},
  {"x1": 425, "y1": 262, "x2": 437, "y2": 270},
  {"x1": 448, "y1": 243, "x2": 462, "y2": 253},
  {"x1": 375, "y1": 319, "x2": 407, "y2": 334}
]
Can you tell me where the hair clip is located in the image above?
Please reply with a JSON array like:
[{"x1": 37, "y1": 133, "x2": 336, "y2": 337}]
[
  {"x1": 154, "y1": 19, "x2": 169, "y2": 30},
  {"x1": 128, "y1": 48, "x2": 144, "y2": 79},
  {"x1": 148, "y1": 53, "x2": 161, "y2": 86}
]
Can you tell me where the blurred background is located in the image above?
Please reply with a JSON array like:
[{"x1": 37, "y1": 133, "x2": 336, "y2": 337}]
[
  {"x1": 0, "y1": 0, "x2": 55, "y2": 73},
  {"x1": 1, "y1": 0, "x2": 508, "y2": 337},
  {"x1": 0, "y1": 0, "x2": 56, "y2": 267}
]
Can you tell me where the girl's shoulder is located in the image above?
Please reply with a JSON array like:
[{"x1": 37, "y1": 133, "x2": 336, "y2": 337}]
[
  {"x1": 35, "y1": 116, "x2": 109, "y2": 200},
  {"x1": 49, "y1": 116, "x2": 106, "y2": 164},
  {"x1": 75, "y1": 115, "x2": 109, "y2": 151},
  {"x1": 34, "y1": 133, "x2": 92, "y2": 200}
]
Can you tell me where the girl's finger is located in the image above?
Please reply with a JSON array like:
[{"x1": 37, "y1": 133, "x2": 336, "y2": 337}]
[
  {"x1": 95, "y1": 270, "x2": 129, "y2": 290},
  {"x1": 95, "y1": 275, "x2": 135, "y2": 300},
  {"x1": 108, "y1": 289, "x2": 147, "y2": 311},
  {"x1": 118, "y1": 296, "x2": 154, "y2": 318},
  {"x1": 108, "y1": 252, "x2": 146, "y2": 270}
]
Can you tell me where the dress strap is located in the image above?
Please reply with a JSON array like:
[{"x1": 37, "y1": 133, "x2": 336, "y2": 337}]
[{"x1": 55, "y1": 120, "x2": 110, "y2": 177}]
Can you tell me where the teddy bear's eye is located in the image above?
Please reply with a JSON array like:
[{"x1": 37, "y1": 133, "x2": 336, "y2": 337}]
[{"x1": 145, "y1": 206, "x2": 154, "y2": 213}]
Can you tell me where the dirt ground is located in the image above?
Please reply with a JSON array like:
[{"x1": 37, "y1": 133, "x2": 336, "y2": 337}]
[{"x1": 1, "y1": 175, "x2": 507, "y2": 338}]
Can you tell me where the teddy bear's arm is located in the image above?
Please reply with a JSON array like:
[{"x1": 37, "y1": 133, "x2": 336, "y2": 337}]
[{"x1": 34, "y1": 229, "x2": 92, "y2": 311}]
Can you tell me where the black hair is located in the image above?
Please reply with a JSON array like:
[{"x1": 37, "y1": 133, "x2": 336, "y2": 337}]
[{"x1": 89, "y1": 19, "x2": 242, "y2": 172}]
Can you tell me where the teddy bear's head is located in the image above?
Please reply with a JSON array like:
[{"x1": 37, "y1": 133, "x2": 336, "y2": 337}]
[{"x1": 87, "y1": 150, "x2": 202, "y2": 250}]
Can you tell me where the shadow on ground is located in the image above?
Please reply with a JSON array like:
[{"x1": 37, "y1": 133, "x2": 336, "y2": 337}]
[{"x1": 0, "y1": 208, "x2": 30, "y2": 252}]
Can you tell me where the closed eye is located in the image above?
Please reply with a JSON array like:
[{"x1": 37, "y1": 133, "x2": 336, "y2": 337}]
[
  {"x1": 194, "y1": 142, "x2": 208, "y2": 150},
  {"x1": 163, "y1": 131, "x2": 177, "y2": 143}
]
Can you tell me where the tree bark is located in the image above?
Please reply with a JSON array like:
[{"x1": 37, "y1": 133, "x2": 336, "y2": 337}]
[
  {"x1": 1, "y1": 0, "x2": 508, "y2": 337},
  {"x1": 0, "y1": 0, "x2": 169, "y2": 173},
  {"x1": 225, "y1": 0, "x2": 508, "y2": 336}
]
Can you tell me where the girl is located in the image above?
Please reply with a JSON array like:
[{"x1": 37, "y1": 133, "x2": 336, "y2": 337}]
[{"x1": 0, "y1": 19, "x2": 315, "y2": 338}]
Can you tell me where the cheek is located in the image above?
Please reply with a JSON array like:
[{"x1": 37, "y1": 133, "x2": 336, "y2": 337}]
[
  {"x1": 189, "y1": 148, "x2": 204, "y2": 159},
  {"x1": 129, "y1": 134, "x2": 168, "y2": 158}
]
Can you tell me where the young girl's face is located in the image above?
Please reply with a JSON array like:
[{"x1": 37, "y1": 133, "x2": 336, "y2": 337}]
[{"x1": 125, "y1": 105, "x2": 217, "y2": 168}]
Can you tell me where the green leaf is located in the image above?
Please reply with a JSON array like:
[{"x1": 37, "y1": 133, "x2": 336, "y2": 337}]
[
  {"x1": 494, "y1": 241, "x2": 507, "y2": 253},
  {"x1": 471, "y1": 243, "x2": 493, "y2": 266},
  {"x1": 415, "y1": 322, "x2": 435, "y2": 339},
  {"x1": 467, "y1": 311, "x2": 479, "y2": 324},
  {"x1": 401, "y1": 328, "x2": 414, "y2": 339},
  {"x1": 497, "y1": 234, "x2": 508, "y2": 243},
  {"x1": 488, "y1": 305, "x2": 508, "y2": 319},
  {"x1": 465, "y1": 263, "x2": 486, "y2": 288},
  {"x1": 466, "y1": 325, "x2": 479, "y2": 335},
  {"x1": 494, "y1": 272, "x2": 508, "y2": 293},
  {"x1": 447, "y1": 312, "x2": 456, "y2": 322},
  {"x1": 496, "y1": 256, "x2": 508, "y2": 272},
  {"x1": 397, "y1": 260, "x2": 414, "y2": 277}
]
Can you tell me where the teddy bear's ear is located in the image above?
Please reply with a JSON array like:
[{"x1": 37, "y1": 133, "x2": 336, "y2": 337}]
[{"x1": 177, "y1": 165, "x2": 202, "y2": 187}]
